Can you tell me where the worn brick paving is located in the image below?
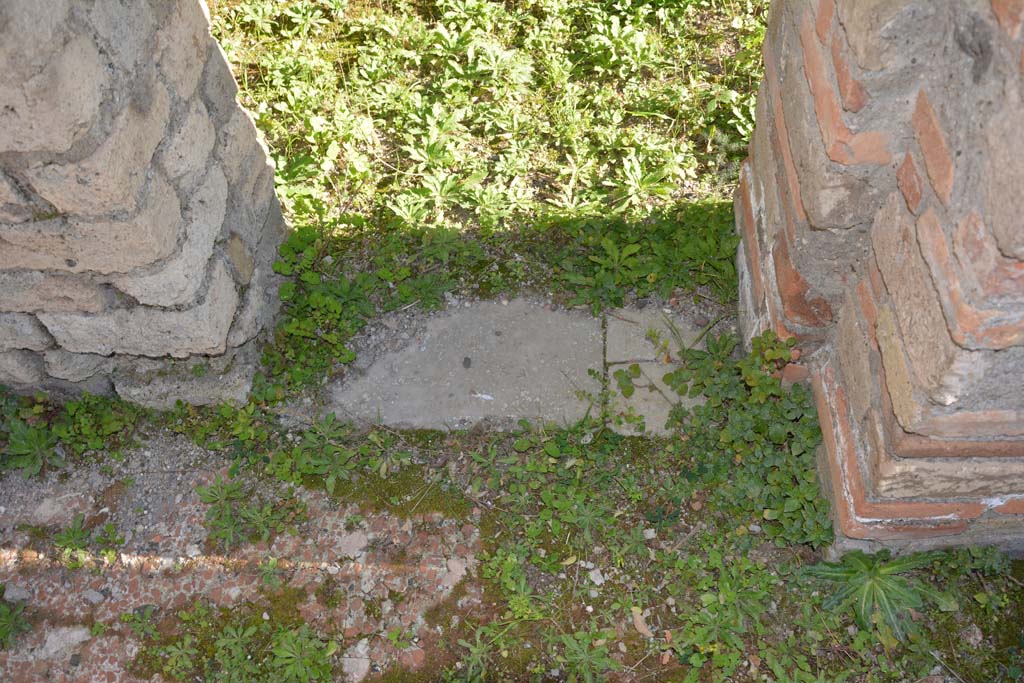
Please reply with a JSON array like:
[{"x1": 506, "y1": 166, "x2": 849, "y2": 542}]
[{"x1": 0, "y1": 435, "x2": 481, "y2": 682}]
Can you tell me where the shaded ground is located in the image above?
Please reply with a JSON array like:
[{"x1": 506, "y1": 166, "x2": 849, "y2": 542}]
[{"x1": 328, "y1": 297, "x2": 709, "y2": 433}]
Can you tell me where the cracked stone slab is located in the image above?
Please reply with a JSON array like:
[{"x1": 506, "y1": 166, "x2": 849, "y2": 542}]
[
  {"x1": 606, "y1": 307, "x2": 704, "y2": 364},
  {"x1": 607, "y1": 307, "x2": 706, "y2": 435},
  {"x1": 328, "y1": 298, "x2": 603, "y2": 429},
  {"x1": 608, "y1": 360, "x2": 705, "y2": 436}
]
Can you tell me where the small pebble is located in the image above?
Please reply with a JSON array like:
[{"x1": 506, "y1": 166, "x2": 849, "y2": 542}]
[
  {"x1": 82, "y1": 589, "x2": 104, "y2": 605},
  {"x1": 262, "y1": 612, "x2": 270, "y2": 621},
  {"x1": 588, "y1": 568, "x2": 605, "y2": 586},
  {"x1": 643, "y1": 528, "x2": 657, "y2": 540}
]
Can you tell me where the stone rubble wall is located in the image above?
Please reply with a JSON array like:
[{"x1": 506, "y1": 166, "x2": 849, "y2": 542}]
[
  {"x1": 0, "y1": 0, "x2": 286, "y2": 408},
  {"x1": 736, "y1": 0, "x2": 1024, "y2": 551}
]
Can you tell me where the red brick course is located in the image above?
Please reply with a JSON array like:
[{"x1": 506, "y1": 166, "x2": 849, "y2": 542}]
[
  {"x1": 772, "y1": 231, "x2": 833, "y2": 328},
  {"x1": 953, "y1": 212, "x2": 1024, "y2": 302},
  {"x1": 737, "y1": 164, "x2": 766, "y2": 307},
  {"x1": 763, "y1": 38, "x2": 808, "y2": 223},
  {"x1": 813, "y1": 362, "x2": 986, "y2": 541},
  {"x1": 896, "y1": 153, "x2": 923, "y2": 214},
  {"x1": 858, "y1": 263, "x2": 1024, "y2": 447},
  {"x1": 917, "y1": 208, "x2": 1024, "y2": 349},
  {"x1": 993, "y1": 0, "x2": 1024, "y2": 38},
  {"x1": 798, "y1": 9, "x2": 890, "y2": 166},
  {"x1": 911, "y1": 90, "x2": 955, "y2": 206},
  {"x1": 815, "y1": 0, "x2": 835, "y2": 43},
  {"x1": 830, "y1": 33, "x2": 868, "y2": 113},
  {"x1": 996, "y1": 498, "x2": 1024, "y2": 514}
]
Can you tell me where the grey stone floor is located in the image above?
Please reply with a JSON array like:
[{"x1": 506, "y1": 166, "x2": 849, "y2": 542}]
[{"x1": 328, "y1": 298, "x2": 707, "y2": 434}]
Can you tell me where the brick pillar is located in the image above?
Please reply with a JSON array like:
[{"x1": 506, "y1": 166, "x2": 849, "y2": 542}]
[
  {"x1": 738, "y1": 0, "x2": 1024, "y2": 551},
  {"x1": 0, "y1": 1, "x2": 286, "y2": 408}
]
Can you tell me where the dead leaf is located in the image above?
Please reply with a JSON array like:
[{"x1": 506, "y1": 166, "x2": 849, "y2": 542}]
[
  {"x1": 660, "y1": 650, "x2": 672, "y2": 665},
  {"x1": 631, "y1": 607, "x2": 655, "y2": 638}
]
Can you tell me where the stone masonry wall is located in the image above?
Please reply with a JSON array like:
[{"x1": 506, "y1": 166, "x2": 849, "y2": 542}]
[
  {"x1": 737, "y1": 0, "x2": 1024, "y2": 551},
  {"x1": 0, "y1": 0, "x2": 286, "y2": 408}
]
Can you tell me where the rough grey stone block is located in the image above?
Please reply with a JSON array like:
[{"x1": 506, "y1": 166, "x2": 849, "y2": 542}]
[
  {"x1": 0, "y1": 313, "x2": 53, "y2": 352},
  {"x1": 25, "y1": 78, "x2": 170, "y2": 216},
  {"x1": 113, "y1": 169, "x2": 227, "y2": 306},
  {"x1": 38, "y1": 261, "x2": 239, "y2": 359}
]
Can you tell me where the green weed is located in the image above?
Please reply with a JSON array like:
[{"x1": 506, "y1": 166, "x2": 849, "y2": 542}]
[
  {"x1": 807, "y1": 550, "x2": 958, "y2": 647},
  {"x1": 1, "y1": 418, "x2": 61, "y2": 478},
  {"x1": 135, "y1": 599, "x2": 337, "y2": 683},
  {"x1": 51, "y1": 393, "x2": 144, "y2": 458},
  {"x1": 121, "y1": 605, "x2": 159, "y2": 640},
  {"x1": 0, "y1": 388, "x2": 143, "y2": 478},
  {"x1": 53, "y1": 513, "x2": 90, "y2": 552},
  {"x1": 196, "y1": 476, "x2": 308, "y2": 552},
  {"x1": 0, "y1": 585, "x2": 31, "y2": 650}
]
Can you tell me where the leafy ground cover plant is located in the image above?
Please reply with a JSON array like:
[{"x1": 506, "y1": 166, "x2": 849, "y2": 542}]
[
  {"x1": 1, "y1": 417, "x2": 61, "y2": 478},
  {"x1": 662, "y1": 330, "x2": 832, "y2": 547},
  {"x1": 196, "y1": 476, "x2": 308, "y2": 552},
  {"x1": 0, "y1": 388, "x2": 143, "y2": 478},
  {"x1": 0, "y1": 585, "x2": 31, "y2": 650},
  {"x1": 132, "y1": 598, "x2": 337, "y2": 683}
]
